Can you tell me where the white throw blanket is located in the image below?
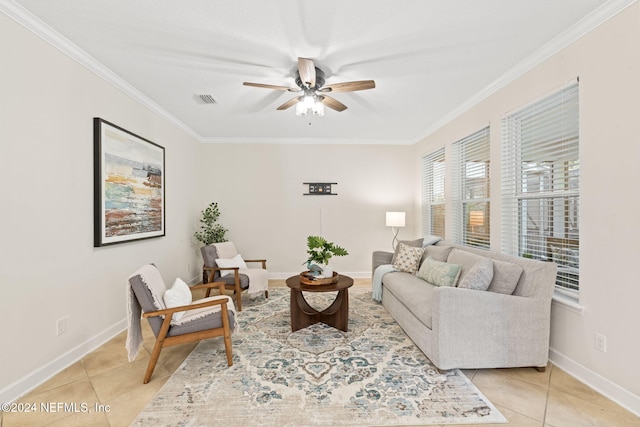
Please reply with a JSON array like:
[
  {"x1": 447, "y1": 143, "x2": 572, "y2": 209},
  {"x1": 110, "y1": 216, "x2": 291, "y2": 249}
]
[
  {"x1": 372, "y1": 264, "x2": 397, "y2": 302},
  {"x1": 371, "y1": 236, "x2": 442, "y2": 303},
  {"x1": 213, "y1": 242, "x2": 268, "y2": 296},
  {"x1": 423, "y1": 235, "x2": 442, "y2": 247},
  {"x1": 214, "y1": 241, "x2": 239, "y2": 259},
  {"x1": 126, "y1": 264, "x2": 238, "y2": 362},
  {"x1": 126, "y1": 265, "x2": 167, "y2": 362},
  {"x1": 239, "y1": 268, "x2": 269, "y2": 296},
  {"x1": 170, "y1": 295, "x2": 238, "y2": 327}
]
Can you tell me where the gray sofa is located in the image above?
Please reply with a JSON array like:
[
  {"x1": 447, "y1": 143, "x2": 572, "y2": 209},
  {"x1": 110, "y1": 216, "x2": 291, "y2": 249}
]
[{"x1": 372, "y1": 241, "x2": 557, "y2": 371}]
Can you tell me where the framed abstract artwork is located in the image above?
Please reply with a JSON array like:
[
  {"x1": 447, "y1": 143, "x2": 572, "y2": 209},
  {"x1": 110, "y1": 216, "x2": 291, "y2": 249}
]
[{"x1": 93, "y1": 118, "x2": 165, "y2": 247}]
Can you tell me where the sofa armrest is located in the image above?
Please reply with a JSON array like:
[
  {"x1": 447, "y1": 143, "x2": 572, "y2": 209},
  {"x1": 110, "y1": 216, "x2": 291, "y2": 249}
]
[
  {"x1": 372, "y1": 251, "x2": 394, "y2": 276},
  {"x1": 431, "y1": 287, "x2": 551, "y2": 369}
]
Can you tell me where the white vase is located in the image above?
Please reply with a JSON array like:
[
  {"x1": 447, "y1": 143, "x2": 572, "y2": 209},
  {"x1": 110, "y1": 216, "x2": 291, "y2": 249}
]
[{"x1": 321, "y1": 265, "x2": 333, "y2": 278}]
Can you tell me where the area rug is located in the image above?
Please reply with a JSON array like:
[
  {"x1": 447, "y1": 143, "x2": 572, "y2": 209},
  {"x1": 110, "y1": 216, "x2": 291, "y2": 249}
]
[{"x1": 132, "y1": 287, "x2": 506, "y2": 426}]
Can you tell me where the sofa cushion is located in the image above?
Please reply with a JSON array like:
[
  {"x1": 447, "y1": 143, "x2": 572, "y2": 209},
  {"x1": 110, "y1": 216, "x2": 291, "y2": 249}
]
[
  {"x1": 382, "y1": 271, "x2": 436, "y2": 329},
  {"x1": 457, "y1": 258, "x2": 493, "y2": 290},
  {"x1": 421, "y1": 245, "x2": 454, "y2": 265},
  {"x1": 391, "y1": 238, "x2": 424, "y2": 264},
  {"x1": 447, "y1": 249, "x2": 485, "y2": 280},
  {"x1": 447, "y1": 248, "x2": 523, "y2": 295},
  {"x1": 416, "y1": 257, "x2": 462, "y2": 287},
  {"x1": 167, "y1": 296, "x2": 236, "y2": 337},
  {"x1": 487, "y1": 259, "x2": 523, "y2": 295},
  {"x1": 392, "y1": 243, "x2": 424, "y2": 274}
]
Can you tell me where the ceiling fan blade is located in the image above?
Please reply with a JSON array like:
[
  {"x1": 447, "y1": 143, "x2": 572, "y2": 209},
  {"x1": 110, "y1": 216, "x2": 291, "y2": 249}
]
[
  {"x1": 277, "y1": 96, "x2": 302, "y2": 110},
  {"x1": 243, "y1": 82, "x2": 300, "y2": 92},
  {"x1": 298, "y1": 57, "x2": 316, "y2": 88},
  {"x1": 319, "y1": 80, "x2": 376, "y2": 93},
  {"x1": 320, "y1": 95, "x2": 347, "y2": 112}
]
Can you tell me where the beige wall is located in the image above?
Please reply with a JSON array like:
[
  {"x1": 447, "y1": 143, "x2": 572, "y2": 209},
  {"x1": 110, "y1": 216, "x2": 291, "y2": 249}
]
[
  {"x1": 197, "y1": 143, "x2": 416, "y2": 276},
  {"x1": 0, "y1": 13, "x2": 203, "y2": 400},
  {"x1": 414, "y1": 3, "x2": 640, "y2": 409},
  {"x1": 3, "y1": 0, "x2": 639, "y2": 415}
]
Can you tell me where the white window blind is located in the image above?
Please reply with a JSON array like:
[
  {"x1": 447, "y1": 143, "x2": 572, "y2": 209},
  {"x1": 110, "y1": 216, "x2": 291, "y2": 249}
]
[
  {"x1": 422, "y1": 148, "x2": 446, "y2": 238},
  {"x1": 502, "y1": 82, "x2": 579, "y2": 293},
  {"x1": 452, "y1": 126, "x2": 490, "y2": 249}
]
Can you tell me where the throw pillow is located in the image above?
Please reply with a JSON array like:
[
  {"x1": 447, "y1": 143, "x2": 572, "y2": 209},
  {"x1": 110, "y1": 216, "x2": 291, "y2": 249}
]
[
  {"x1": 163, "y1": 278, "x2": 192, "y2": 322},
  {"x1": 487, "y1": 259, "x2": 523, "y2": 294},
  {"x1": 392, "y1": 243, "x2": 424, "y2": 274},
  {"x1": 416, "y1": 256, "x2": 462, "y2": 287},
  {"x1": 421, "y1": 244, "x2": 454, "y2": 265},
  {"x1": 458, "y1": 258, "x2": 494, "y2": 291},
  {"x1": 215, "y1": 253, "x2": 248, "y2": 277},
  {"x1": 391, "y1": 238, "x2": 424, "y2": 264}
]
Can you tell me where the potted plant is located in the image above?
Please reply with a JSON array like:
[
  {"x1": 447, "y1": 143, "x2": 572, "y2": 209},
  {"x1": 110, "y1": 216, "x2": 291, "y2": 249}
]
[
  {"x1": 194, "y1": 202, "x2": 228, "y2": 245},
  {"x1": 305, "y1": 235, "x2": 349, "y2": 278},
  {"x1": 195, "y1": 202, "x2": 228, "y2": 282}
]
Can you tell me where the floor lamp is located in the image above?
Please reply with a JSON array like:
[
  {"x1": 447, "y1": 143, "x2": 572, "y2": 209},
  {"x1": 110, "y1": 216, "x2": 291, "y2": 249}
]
[{"x1": 386, "y1": 212, "x2": 406, "y2": 250}]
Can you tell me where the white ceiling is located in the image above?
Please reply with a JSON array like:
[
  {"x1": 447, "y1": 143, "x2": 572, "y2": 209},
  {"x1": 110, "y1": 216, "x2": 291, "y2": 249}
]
[{"x1": 6, "y1": 0, "x2": 614, "y2": 144}]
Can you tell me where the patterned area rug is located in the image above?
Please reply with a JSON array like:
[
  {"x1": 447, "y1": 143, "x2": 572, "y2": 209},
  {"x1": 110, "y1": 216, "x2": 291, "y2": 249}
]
[{"x1": 132, "y1": 287, "x2": 506, "y2": 426}]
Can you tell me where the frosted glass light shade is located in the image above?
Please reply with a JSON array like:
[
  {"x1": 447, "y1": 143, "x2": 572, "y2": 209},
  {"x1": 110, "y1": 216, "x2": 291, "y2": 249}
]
[{"x1": 386, "y1": 212, "x2": 406, "y2": 227}]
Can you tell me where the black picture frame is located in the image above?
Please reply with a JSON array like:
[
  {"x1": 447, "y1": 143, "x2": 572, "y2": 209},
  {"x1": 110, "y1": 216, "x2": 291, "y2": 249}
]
[{"x1": 93, "y1": 118, "x2": 165, "y2": 247}]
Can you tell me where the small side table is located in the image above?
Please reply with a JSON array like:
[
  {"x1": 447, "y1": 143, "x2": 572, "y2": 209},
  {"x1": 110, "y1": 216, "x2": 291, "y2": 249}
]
[{"x1": 285, "y1": 274, "x2": 354, "y2": 332}]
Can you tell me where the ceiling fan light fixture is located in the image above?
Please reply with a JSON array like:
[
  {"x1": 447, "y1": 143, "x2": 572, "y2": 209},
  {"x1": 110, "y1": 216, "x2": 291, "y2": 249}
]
[
  {"x1": 313, "y1": 100, "x2": 325, "y2": 116},
  {"x1": 245, "y1": 57, "x2": 374, "y2": 116},
  {"x1": 303, "y1": 94, "x2": 315, "y2": 109},
  {"x1": 295, "y1": 93, "x2": 325, "y2": 117},
  {"x1": 295, "y1": 100, "x2": 308, "y2": 116}
]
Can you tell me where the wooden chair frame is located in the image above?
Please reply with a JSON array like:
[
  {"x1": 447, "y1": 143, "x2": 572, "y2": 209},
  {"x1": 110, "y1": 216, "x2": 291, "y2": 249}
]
[
  {"x1": 203, "y1": 259, "x2": 269, "y2": 311},
  {"x1": 140, "y1": 281, "x2": 232, "y2": 384}
]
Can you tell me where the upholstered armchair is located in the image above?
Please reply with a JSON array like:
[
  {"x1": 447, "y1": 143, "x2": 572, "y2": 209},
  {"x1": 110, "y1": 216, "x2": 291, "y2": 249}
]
[
  {"x1": 127, "y1": 264, "x2": 236, "y2": 384},
  {"x1": 201, "y1": 241, "x2": 269, "y2": 311}
]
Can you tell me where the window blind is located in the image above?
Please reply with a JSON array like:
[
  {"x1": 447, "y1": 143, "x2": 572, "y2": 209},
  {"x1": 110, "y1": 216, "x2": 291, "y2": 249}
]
[
  {"x1": 422, "y1": 148, "x2": 446, "y2": 238},
  {"x1": 501, "y1": 83, "x2": 579, "y2": 293},
  {"x1": 452, "y1": 126, "x2": 490, "y2": 249}
]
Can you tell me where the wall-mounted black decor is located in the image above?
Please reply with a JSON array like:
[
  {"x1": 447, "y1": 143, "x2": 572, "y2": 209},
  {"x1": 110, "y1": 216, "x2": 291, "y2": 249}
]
[{"x1": 303, "y1": 182, "x2": 337, "y2": 195}]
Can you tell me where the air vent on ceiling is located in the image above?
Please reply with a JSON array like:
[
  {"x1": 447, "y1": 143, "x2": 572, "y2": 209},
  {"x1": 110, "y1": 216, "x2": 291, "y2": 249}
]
[{"x1": 196, "y1": 94, "x2": 217, "y2": 104}]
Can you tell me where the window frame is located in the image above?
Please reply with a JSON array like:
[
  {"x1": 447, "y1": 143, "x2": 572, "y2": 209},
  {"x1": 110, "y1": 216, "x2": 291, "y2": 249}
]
[
  {"x1": 421, "y1": 148, "x2": 446, "y2": 238},
  {"x1": 452, "y1": 126, "x2": 491, "y2": 249},
  {"x1": 501, "y1": 82, "x2": 580, "y2": 296}
]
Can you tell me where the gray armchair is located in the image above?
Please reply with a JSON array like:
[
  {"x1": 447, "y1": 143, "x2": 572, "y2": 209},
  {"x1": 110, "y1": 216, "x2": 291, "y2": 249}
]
[
  {"x1": 201, "y1": 242, "x2": 269, "y2": 311},
  {"x1": 128, "y1": 264, "x2": 235, "y2": 383}
]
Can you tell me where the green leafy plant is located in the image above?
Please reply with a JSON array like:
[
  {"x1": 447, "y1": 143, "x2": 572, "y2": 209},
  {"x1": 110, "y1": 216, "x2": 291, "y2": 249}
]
[
  {"x1": 305, "y1": 235, "x2": 348, "y2": 266},
  {"x1": 194, "y1": 202, "x2": 228, "y2": 245}
]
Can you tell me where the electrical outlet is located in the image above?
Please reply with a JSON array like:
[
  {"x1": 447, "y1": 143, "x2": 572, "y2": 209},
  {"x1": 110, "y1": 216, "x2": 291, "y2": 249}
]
[
  {"x1": 187, "y1": 263, "x2": 191, "y2": 273},
  {"x1": 56, "y1": 317, "x2": 69, "y2": 336},
  {"x1": 595, "y1": 333, "x2": 607, "y2": 352}
]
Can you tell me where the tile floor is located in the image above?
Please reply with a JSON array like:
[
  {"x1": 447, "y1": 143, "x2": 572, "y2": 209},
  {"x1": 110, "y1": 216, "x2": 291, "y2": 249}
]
[{"x1": 2, "y1": 279, "x2": 639, "y2": 427}]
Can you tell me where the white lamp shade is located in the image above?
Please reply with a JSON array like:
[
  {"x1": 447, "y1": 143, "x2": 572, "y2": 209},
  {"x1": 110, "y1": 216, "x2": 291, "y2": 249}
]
[{"x1": 386, "y1": 211, "x2": 406, "y2": 227}]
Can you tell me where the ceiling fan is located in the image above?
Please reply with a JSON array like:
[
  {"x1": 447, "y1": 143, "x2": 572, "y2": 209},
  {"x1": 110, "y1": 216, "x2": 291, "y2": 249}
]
[{"x1": 243, "y1": 57, "x2": 375, "y2": 115}]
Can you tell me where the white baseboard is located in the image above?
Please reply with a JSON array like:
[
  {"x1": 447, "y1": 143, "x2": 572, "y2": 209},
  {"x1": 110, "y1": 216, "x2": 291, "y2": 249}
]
[
  {"x1": 0, "y1": 319, "x2": 127, "y2": 404},
  {"x1": 0, "y1": 271, "x2": 370, "y2": 403},
  {"x1": 549, "y1": 348, "x2": 640, "y2": 417}
]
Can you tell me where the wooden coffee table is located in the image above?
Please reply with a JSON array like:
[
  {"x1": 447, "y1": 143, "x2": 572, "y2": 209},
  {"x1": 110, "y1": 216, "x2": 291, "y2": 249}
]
[{"x1": 286, "y1": 274, "x2": 354, "y2": 332}]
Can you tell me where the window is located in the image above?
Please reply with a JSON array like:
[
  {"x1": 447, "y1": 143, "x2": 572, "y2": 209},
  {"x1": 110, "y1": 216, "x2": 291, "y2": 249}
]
[
  {"x1": 452, "y1": 127, "x2": 490, "y2": 248},
  {"x1": 502, "y1": 82, "x2": 579, "y2": 294},
  {"x1": 422, "y1": 148, "x2": 446, "y2": 238}
]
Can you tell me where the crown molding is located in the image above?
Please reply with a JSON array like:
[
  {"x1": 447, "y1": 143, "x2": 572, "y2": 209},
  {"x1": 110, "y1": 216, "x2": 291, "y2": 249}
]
[
  {"x1": 412, "y1": 0, "x2": 639, "y2": 144},
  {"x1": 0, "y1": 0, "x2": 201, "y2": 142},
  {"x1": 3, "y1": 0, "x2": 635, "y2": 146},
  {"x1": 200, "y1": 136, "x2": 413, "y2": 145}
]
